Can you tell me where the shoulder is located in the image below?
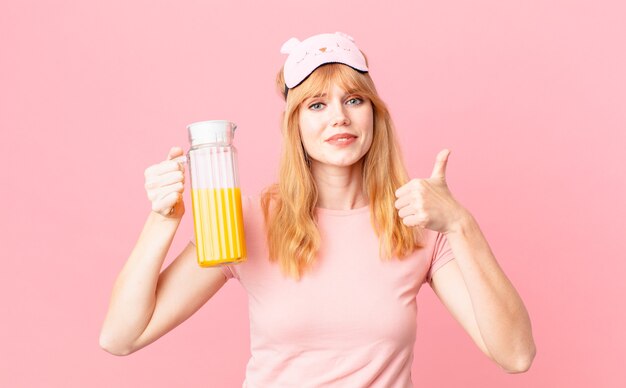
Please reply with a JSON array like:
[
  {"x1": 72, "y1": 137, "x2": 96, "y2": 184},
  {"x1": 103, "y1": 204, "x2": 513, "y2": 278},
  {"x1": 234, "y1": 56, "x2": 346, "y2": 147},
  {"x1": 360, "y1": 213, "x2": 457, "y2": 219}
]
[{"x1": 241, "y1": 193, "x2": 267, "y2": 230}]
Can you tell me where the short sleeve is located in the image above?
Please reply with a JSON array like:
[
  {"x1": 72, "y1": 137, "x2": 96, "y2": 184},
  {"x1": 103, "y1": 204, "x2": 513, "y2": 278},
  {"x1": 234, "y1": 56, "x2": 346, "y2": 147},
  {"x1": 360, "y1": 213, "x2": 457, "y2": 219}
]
[
  {"x1": 221, "y1": 264, "x2": 236, "y2": 280},
  {"x1": 426, "y1": 232, "x2": 455, "y2": 284}
]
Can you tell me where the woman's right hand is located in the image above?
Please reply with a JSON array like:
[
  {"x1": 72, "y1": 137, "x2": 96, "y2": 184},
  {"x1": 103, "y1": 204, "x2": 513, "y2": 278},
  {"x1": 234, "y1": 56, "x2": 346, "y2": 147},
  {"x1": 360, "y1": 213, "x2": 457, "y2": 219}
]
[
  {"x1": 144, "y1": 147, "x2": 186, "y2": 219},
  {"x1": 102, "y1": 146, "x2": 228, "y2": 356}
]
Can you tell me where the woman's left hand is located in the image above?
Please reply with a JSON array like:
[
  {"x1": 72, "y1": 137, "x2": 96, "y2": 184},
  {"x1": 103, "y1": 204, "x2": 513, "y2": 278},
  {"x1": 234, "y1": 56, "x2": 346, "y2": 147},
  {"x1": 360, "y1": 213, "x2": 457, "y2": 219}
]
[{"x1": 394, "y1": 149, "x2": 469, "y2": 234}]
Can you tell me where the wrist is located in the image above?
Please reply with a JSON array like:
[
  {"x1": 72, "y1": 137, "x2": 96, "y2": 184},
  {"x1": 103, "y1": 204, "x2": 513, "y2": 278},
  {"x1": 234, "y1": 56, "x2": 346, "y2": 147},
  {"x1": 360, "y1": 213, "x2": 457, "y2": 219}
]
[
  {"x1": 149, "y1": 210, "x2": 183, "y2": 224},
  {"x1": 444, "y1": 208, "x2": 475, "y2": 235}
]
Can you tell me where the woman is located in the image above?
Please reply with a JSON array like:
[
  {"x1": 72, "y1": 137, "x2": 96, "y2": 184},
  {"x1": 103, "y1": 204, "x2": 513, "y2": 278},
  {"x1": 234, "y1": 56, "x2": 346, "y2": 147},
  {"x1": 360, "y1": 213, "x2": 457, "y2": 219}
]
[{"x1": 100, "y1": 32, "x2": 536, "y2": 386}]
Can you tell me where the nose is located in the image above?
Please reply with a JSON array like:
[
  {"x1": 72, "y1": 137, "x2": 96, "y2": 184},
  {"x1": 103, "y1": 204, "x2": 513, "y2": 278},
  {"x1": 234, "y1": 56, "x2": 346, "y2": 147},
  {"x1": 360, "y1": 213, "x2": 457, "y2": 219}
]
[{"x1": 329, "y1": 102, "x2": 350, "y2": 127}]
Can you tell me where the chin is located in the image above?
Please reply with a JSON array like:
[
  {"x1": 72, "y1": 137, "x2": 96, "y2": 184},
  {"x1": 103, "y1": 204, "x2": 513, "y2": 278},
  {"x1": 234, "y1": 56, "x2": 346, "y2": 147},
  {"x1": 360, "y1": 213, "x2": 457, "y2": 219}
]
[{"x1": 324, "y1": 155, "x2": 365, "y2": 168}]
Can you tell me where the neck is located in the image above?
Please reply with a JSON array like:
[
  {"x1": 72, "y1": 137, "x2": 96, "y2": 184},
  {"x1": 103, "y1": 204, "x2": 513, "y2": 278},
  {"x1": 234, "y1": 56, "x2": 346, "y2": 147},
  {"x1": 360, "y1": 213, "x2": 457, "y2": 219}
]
[{"x1": 310, "y1": 161, "x2": 367, "y2": 210}]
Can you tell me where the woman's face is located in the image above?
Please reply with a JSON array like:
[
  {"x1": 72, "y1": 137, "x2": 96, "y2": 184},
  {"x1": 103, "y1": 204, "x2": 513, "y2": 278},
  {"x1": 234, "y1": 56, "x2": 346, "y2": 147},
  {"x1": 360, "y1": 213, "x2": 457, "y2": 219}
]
[{"x1": 298, "y1": 82, "x2": 374, "y2": 170}]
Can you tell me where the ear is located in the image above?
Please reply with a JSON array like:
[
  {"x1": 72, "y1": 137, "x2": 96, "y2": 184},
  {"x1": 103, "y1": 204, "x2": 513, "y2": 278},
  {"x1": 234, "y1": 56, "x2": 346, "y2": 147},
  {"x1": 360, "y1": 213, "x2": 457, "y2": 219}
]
[{"x1": 280, "y1": 37, "x2": 301, "y2": 54}]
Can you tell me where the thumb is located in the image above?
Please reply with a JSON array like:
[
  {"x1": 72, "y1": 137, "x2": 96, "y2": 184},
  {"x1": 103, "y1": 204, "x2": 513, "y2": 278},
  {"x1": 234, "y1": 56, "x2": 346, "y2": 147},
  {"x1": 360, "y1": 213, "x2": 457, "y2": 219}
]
[
  {"x1": 430, "y1": 149, "x2": 451, "y2": 180},
  {"x1": 167, "y1": 146, "x2": 184, "y2": 160}
]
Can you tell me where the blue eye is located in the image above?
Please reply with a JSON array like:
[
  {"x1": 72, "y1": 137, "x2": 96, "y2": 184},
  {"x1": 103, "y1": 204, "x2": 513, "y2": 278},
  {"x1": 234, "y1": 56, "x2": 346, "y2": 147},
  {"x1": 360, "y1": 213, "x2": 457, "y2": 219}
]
[
  {"x1": 309, "y1": 102, "x2": 324, "y2": 110},
  {"x1": 347, "y1": 97, "x2": 363, "y2": 105}
]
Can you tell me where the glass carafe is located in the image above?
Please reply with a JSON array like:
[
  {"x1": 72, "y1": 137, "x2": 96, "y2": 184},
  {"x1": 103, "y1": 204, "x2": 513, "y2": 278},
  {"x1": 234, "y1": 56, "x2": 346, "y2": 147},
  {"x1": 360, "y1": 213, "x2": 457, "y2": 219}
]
[{"x1": 184, "y1": 120, "x2": 247, "y2": 267}]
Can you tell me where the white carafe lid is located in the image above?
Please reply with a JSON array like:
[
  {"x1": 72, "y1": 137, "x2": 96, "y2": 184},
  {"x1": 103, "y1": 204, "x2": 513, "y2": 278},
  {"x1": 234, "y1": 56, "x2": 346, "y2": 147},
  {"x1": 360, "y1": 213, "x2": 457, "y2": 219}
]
[{"x1": 187, "y1": 120, "x2": 236, "y2": 146}]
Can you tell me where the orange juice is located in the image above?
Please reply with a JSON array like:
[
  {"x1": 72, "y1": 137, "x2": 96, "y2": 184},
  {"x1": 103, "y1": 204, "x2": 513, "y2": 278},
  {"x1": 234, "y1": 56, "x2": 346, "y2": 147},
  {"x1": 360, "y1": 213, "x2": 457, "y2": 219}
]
[{"x1": 191, "y1": 187, "x2": 246, "y2": 266}]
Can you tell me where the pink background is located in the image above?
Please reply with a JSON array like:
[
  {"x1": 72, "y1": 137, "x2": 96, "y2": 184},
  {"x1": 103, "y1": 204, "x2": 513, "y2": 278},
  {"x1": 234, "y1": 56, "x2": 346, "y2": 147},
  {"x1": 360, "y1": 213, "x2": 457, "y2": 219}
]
[{"x1": 1, "y1": 0, "x2": 625, "y2": 386}]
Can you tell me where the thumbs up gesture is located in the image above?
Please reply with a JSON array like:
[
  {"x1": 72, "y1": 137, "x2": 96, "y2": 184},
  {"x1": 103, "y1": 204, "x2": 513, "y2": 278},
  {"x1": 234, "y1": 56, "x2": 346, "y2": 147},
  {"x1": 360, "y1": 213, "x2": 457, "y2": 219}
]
[{"x1": 394, "y1": 149, "x2": 468, "y2": 234}]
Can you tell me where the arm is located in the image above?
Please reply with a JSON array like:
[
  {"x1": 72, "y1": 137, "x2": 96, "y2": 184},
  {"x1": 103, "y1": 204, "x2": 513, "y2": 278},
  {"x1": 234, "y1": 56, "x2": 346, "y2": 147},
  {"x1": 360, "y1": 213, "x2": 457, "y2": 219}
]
[
  {"x1": 99, "y1": 146, "x2": 228, "y2": 355},
  {"x1": 395, "y1": 149, "x2": 536, "y2": 373},
  {"x1": 99, "y1": 212, "x2": 227, "y2": 356},
  {"x1": 430, "y1": 214, "x2": 536, "y2": 373}
]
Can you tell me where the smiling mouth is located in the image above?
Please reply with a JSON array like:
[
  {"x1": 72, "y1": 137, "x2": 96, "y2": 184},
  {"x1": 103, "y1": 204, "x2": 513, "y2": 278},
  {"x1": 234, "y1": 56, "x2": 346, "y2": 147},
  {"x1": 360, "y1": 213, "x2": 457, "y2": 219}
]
[
  {"x1": 325, "y1": 133, "x2": 357, "y2": 142},
  {"x1": 325, "y1": 133, "x2": 358, "y2": 146}
]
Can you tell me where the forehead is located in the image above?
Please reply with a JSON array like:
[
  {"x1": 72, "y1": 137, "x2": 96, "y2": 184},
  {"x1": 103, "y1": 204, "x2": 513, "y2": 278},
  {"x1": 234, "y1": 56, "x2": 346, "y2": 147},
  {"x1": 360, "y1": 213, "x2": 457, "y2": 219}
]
[
  {"x1": 301, "y1": 69, "x2": 364, "y2": 99},
  {"x1": 306, "y1": 83, "x2": 358, "y2": 99}
]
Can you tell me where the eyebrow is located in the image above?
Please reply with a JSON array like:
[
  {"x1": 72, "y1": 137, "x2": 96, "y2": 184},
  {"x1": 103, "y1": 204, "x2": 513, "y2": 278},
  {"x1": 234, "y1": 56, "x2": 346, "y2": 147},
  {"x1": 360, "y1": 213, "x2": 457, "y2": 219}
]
[{"x1": 308, "y1": 89, "x2": 360, "y2": 100}]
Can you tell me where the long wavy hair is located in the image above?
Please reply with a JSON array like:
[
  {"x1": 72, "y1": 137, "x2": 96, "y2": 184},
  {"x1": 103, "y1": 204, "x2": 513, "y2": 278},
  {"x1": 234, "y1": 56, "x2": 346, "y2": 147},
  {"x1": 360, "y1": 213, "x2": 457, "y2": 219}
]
[{"x1": 261, "y1": 62, "x2": 423, "y2": 280}]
